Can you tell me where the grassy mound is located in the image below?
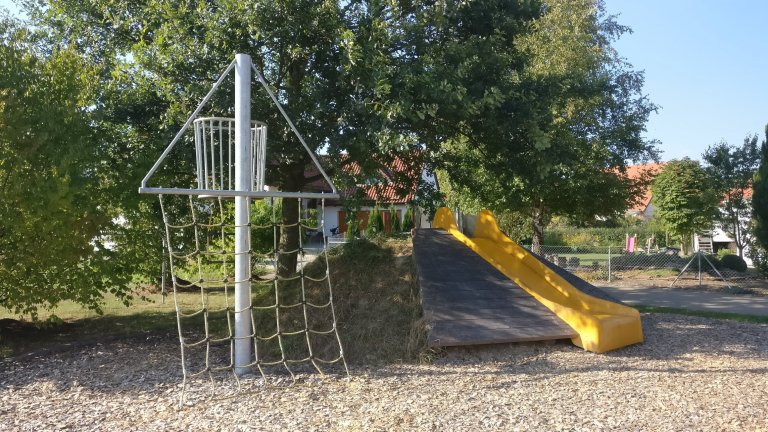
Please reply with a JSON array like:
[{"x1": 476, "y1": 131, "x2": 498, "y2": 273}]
[{"x1": 234, "y1": 238, "x2": 426, "y2": 365}]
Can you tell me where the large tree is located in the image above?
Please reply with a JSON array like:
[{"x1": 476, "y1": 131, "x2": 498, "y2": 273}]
[
  {"x1": 28, "y1": 0, "x2": 421, "y2": 277},
  {"x1": 0, "y1": 18, "x2": 133, "y2": 316},
  {"x1": 652, "y1": 159, "x2": 719, "y2": 255},
  {"x1": 751, "y1": 124, "x2": 768, "y2": 261},
  {"x1": 702, "y1": 136, "x2": 760, "y2": 257},
  {"x1": 408, "y1": 0, "x2": 658, "y2": 252}
]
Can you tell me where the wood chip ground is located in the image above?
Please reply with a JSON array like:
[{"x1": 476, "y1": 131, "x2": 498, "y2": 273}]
[{"x1": 2, "y1": 313, "x2": 767, "y2": 431}]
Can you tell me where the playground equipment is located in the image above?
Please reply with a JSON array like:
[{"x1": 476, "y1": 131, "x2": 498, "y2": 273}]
[
  {"x1": 432, "y1": 208, "x2": 643, "y2": 353},
  {"x1": 139, "y1": 54, "x2": 347, "y2": 395}
]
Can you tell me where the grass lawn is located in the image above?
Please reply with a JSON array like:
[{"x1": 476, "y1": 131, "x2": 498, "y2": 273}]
[{"x1": 635, "y1": 304, "x2": 768, "y2": 324}]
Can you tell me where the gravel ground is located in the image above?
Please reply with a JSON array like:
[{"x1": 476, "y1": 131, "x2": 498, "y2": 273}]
[{"x1": 2, "y1": 313, "x2": 767, "y2": 431}]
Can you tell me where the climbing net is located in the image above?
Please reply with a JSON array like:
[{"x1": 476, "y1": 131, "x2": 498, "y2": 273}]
[{"x1": 159, "y1": 194, "x2": 348, "y2": 396}]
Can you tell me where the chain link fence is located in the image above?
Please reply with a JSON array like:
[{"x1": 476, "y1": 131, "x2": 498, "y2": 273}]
[{"x1": 522, "y1": 245, "x2": 768, "y2": 293}]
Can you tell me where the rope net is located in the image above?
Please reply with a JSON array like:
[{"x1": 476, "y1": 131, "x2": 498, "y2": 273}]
[{"x1": 159, "y1": 194, "x2": 348, "y2": 395}]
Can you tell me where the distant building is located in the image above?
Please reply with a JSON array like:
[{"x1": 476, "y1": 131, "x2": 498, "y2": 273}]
[
  {"x1": 303, "y1": 156, "x2": 437, "y2": 237},
  {"x1": 624, "y1": 163, "x2": 665, "y2": 220},
  {"x1": 626, "y1": 162, "x2": 753, "y2": 264}
]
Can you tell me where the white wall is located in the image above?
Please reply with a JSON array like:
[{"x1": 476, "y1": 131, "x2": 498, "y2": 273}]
[{"x1": 317, "y1": 203, "x2": 411, "y2": 236}]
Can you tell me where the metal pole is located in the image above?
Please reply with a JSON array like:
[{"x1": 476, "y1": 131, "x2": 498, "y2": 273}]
[
  {"x1": 697, "y1": 251, "x2": 702, "y2": 287},
  {"x1": 234, "y1": 53, "x2": 253, "y2": 375},
  {"x1": 161, "y1": 238, "x2": 167, "y2": 305},
  {"x1": 608, "y1": 246, "x2": 612, "y2": 282}
]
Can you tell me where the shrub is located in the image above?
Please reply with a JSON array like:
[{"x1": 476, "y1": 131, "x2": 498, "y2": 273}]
[
  {"x1": 402, "y1": 207, "x2": 414, "y2": 232},
  {"x1": 389, "y1": 204, "x2": 401, "y2": 233},
  {"x1": 611, "y1": 253, "x2": 687, "y2": 271},
  {"x1": 567, "y1": 256, "x2": 580, "y2": 268},
  {"x1": 345, "y1": 215, "x2": 360, "y2": 240},
  {"x1": 366, "y1": 204, "x2": 384, "y2": 238},
  {"x1": 748, "y1": 242, "x2": 768, "y2": 275},
  {"x1": 543, "y1": 227, "x2": 670, "y2": 248},
  {"x1": 717, "y1": 248, "x2": 736, "y2": 259},
  {"x1": 720, "y1": 254, "x2": 748, "y2": 272}
]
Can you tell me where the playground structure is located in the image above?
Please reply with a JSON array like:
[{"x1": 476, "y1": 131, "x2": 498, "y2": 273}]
[
  {"x1": 416, "y1": 208, "x2": 643, "y2": 353},
  {"x1": 139, "y1": 54, "x2": 347, "y2": 395}
]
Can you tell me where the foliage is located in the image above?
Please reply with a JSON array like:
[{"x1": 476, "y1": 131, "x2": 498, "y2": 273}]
[
  {"x1": 345, "y1": 212, "x2": 360, "y2": 241},
  {"x1": 412, "y1": 177, "x2": 444, "y2": 223},
  {"x1": 717, "y1": 248, "x2": 736, "y2": 259},
  {"x1": 719, "y1": 254, "x2": 748, "y2": 272},
  {"x1": 747, "y1": 240, "x2": 768, "y2": 275},
  {"x1": 0, "y1": 20, "x2": 134, "y2": 317},
  {"x1": 652, "y1": 159, "x2": 719, "y2": 254},
  {"x1": 542, "y1": 226, "x2": 669, "y2": 248},
  {"x1": 702, "y1": 136, "x2": 760, "y2": 257},
  {"x1": 401, "y1": 207, "x2": 414, "y2": 232},
  {"x1": 495, "y1": 211, "x2": 535, "y2": 243},
  {"x1": 610, "y1": 254, "x2": 687, "y2": 271},
  {"x1": 366, "y1": 204, "x2": 384, "y2": 238},
  {"x1": 424, "y1": 0, "x2": 658, "y2": 251},
  {"x1": 752, "y1": 124, "x2": 768, "y2": 260},
  {"x1": 28, "y1": 0, "x2": 428, "y2": 279},
  {"x1": 252, "y1": 199, "x2": 282, "y2": 254},
  {"x1": 389, "y1": 204, "x2": 401, "y2": 233}
]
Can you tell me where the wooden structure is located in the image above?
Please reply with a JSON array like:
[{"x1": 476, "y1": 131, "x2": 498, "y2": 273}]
[{"x1": 413, "y1": 229, "x2": 577, "y2": 347}]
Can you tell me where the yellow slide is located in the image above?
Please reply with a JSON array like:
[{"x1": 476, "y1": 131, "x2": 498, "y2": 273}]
[{"x1": 433, "y1": 208, "x2": 643, "y2": 353}]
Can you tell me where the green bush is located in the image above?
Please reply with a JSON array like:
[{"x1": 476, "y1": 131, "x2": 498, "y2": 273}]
[
  {"x1": 611, "y1": 253, "x2": 687, "y2": 270},
  {"x1": 345, "y1": 214, "x2": 360, "y2": 240},
  {"x1": 389, "y1": 204, "x2": 401, "y2": 233},
  {"x1": 716, "y1": 248, "x2": 734, "y2": 259},
  {"x1": 543, "y1": 227, "x2": 669, "y2": 248},
  {"x1": 748, "y1": 242, "x2": 768, "y2": 276},
  {"x1": 402, "y1": 207, "x2": 414, "y2": 232},
  {"x1": 366, "y1": 204, "x2": 384, "y2": 238},
  {"x1": 720, "y1": 254, "x2": 748, "y2": 272}
]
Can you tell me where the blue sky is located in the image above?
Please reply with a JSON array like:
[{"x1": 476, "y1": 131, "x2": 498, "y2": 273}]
[
  {"x1": 606, "y1": 0, "x2": 768, "y2": 161},
  {"x1": 3, "y1": 0, "x2": 766, "y2": 162}
]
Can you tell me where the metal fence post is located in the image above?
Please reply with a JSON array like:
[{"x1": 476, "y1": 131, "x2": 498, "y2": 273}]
[{"x1": 608, "y1": 246, "x2": 612, "y2": 282}]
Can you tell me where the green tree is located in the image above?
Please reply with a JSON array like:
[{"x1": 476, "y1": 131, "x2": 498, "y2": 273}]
[
  {"x1": 366, "y1": 204, "x2": 384, "y2": 238},
  {"x1": 652, "y1": 159, "x2": 719, "y2": 255},
  {"x1": 29, "y1": 0, "x2": 424, "y2": 278},
  {"x1": 0, "y1": 19, "x2": 132, "y2": 317},
  {"x1": 401, "y1": 207, "x2": 414, "y2": 232},
  {"x1": 751, "y1": 124, "x2": 768, "y2": 270},
  {"x1": 407, "y1": 0, "x2": 657, "y2": 253},
  {"x1": 389, "y1": 204, "x2": 401, "y2": 233},
  {"x1": 702, "y1": 136, "x2": 760, "y2": 257}
]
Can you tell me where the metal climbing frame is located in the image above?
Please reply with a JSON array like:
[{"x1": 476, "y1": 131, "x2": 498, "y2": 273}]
[{"x1": 139, "y1": 54, "x2": 345, "y2": 386}]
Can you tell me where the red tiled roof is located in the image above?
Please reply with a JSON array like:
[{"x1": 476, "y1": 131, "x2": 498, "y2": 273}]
[
  {"x1": 304, "y1": 155, "x2": 421, "y2": 204},
  {"x1": 626, "y1": 163, "x2": 665, "y2": 213}
]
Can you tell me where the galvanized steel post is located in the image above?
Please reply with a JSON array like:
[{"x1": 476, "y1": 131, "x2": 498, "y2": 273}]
[{"x1": 234, "y1": 53, "x2": 253, "y2": 375}]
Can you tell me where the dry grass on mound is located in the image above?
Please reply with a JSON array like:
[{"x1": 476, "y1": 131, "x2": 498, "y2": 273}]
[{"x1": 250, "y1": 237, "x2": 428, "y2": 365}]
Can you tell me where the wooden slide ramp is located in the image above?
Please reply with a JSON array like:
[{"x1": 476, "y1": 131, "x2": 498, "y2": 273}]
[{"x1": 413, "y1": 229, "x2": 577, "y2": 347}]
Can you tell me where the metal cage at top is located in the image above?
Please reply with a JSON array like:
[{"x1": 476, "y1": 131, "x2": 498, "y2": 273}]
[
  {"x1": 139, "y1": 55, "x2": 338, "y2": 200},
  {"x1": 193, "y1": 117, "x2": 266, "y2": 193}
]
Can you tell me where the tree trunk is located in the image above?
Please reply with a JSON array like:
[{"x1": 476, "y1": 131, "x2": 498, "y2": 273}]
[
  {"x1": 277, "y1": 195, "x2": 300, "y2": 277},
  {"x1": 734, "y1": 209, "x2": 745, "y2": 258},
  {"x1": 531, "y1": 202, "x2": 544, "y2": 255},
  {"x1": 276, "y1": 160, "x2": 307, "y2": 278},
  {"x1": 276, "y1": 56, "x2": 307, "y2": 278},
  {"x1": 680, "y1": 233, "x2": 692, "y2": 256}
]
